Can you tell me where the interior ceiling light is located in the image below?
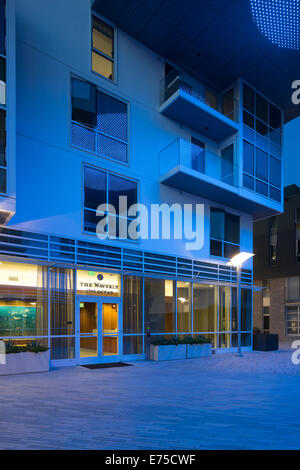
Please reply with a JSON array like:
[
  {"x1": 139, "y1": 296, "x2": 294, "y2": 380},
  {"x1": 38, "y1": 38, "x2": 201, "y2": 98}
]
[{"x1": 250, "y1": 0, "x2": 300, "y2": 49}]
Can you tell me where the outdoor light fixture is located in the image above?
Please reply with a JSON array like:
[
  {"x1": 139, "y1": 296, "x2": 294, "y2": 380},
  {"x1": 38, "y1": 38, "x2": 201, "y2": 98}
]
[
  {"x1": 250, "y1": 0, "x2": 300, "y2": 49},
  {"x1": 227, "y1": 252, "x2": 254, "y2": 357}
]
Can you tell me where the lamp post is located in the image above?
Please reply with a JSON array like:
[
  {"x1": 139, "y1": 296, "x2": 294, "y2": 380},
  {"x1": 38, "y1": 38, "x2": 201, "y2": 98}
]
[{"x1": 227, "y1": 252, "x2": 254, "y2": 357}]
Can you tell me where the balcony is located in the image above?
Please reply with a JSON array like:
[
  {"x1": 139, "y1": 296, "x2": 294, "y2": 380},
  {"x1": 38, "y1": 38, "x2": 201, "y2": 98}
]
[
  {"x1": 160, "y1": 72, "x2": 240, "y2": 143},
  {"x1": 159, "y1": 138, "x2": 282, "y2": 219}
]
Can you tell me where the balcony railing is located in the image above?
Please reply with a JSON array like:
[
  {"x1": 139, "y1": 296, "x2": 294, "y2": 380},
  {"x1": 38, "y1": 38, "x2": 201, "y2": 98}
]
[
  {"x1": 160, "y1": 138, "x2": 239, "y2": 188},
  {"x1": 160, "y1": 71, "x2": 238, "y2": 123}
]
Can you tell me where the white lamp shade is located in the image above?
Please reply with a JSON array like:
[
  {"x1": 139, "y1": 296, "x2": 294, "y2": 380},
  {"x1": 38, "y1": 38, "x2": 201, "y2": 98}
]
[{"x1": 227, "y1": 252, "x2": 254, "y2": 267}]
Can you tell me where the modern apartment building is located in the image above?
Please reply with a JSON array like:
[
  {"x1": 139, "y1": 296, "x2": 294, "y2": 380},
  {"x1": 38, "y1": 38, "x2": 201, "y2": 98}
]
[
  {"x1": 253, "y1": 185, "x2": 300, "y2": 344},
  {"x1": 0, "y1": 0, "x2": 286, "y2": 367}
]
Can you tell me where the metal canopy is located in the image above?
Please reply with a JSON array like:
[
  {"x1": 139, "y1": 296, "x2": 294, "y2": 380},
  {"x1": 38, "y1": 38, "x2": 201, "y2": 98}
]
[{"x1": 92, "y1": 0, "x2": 300, "y2": 122}]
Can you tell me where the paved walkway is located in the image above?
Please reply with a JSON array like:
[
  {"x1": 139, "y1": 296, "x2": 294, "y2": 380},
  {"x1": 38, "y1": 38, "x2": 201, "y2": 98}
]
[{"x1": 1, "y1": 348, "x2": 300, "y2": 450}]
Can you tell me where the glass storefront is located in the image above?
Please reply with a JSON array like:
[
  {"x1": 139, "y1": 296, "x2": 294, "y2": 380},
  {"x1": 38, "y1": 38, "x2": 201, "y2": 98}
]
[{"x1": 0, "y1": 261, "x2": 253, "y2": 364}]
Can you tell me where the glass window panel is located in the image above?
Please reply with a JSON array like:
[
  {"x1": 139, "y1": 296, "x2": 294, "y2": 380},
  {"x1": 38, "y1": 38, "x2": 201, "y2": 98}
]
[
  {"x1": 231, "y1": 287, "x2": 237, "y2": 331},
  {"x1": 243, "y1": 173, "x2": 254, "y2": 190},
  {"x1": 256, "y1": 148, "x2": 268, "y2": 181},
  {"x1": 225, "y1": 212, "x2": 240, "y2": 244},
  {"x1": 92, "y1": 51, "x2": 114, "y2": 81},
  {"x1": 123, "y1": 335, "x2": 143, "y2": 355},
  {"x1": 97, "y1": 92, "x2": 127, "y2": 141},
  {"x1": 50, "y1": 337, "x2": 75, "y2": 360},
  {"x1": 144, "y1": 279, "x2": 175, "y2": 333},
  {"x1": 241, "y1": 288, "x2": 252, "y2": 331},
  {"x1": 256, "y1": 180, "x2": 268, "y2": 197},
  {"x1": 243, "y1": 84, "x2": 254, "y2": 113},
  {"x1": 224, "y1": 242, "x2": 239, "y2": 259},
  {"x1": 269, "y1": 127, "x2": 281, "y2": 146},
  {"x1": 269, "y1": 156, "x2": 281, "y2": 187},
  {"x1": 191, "y1": 138, "x2": 205, "y2": 173},
  {"x1": 210, "y1": 208, "x2": 225, "y2": 240},
  {"x1": 0, "y1": 109, "x2": 6, "y2": 167},
  {"x1": 269, "y1": 103, "x2": 281, "y2": 131},
  {"x1": 219, "y1": 286, "x2": 230, "y2": 331},
  {"x1": 221, "y1": 88, "x2": 234, "y2": 119},
  {"x1": 193, "y1": 284, "x2": 217, "y2": 332},
  {"x1": 241, "y1": 333, "x2": 251, "y2": 346},
  {"x1": 219, "y1": 333, "x2": 230, "y2": 348},
  {"x1": 123, "y1": 276, "x2": 143, "y2": 334},
  {"x1": 50, "y1": 268, "x2": 74, "y2": 336},
  {"x1": 72, "y1": 78, "x2": 97, "y2": 128},
  {"x1": 243, "y1": 110, "x2": 254, "y2": 129},
  {"x1": 205, "y1": 88, "x2": 218, "y2": 110},
  {"x1": 210, "y1": 239, "x2": 222, "y2": 257},
  {"x1": 287, "y1": 277, "x2": 300, "y2": 301},
  {"x1": 269, "y1": 186, "x2": 281, "y2": 202},
  {"x1": 0, "y1": 56, "x2": 6, "y2": 106},
  {"x1": 177, "y1": 281, "x2": 192, "y2": 333},
  {"x1": 92, "y1": 17, "x2": 114, "y2": 58},
  {"x1": 108, "y1": 174, "x2": 137, "y2": 215},
  {"x1": 243, "y1": 140, "x2": 254, "y2": 175},
  {"x1": 221, "y1": 144, "x2": 234, "y2": 185},
  {"x1": 0, "y1": 262, "x2": 48, "y2": 337},
  {"x1": 84, "y1": 166, "x2": 106, "y2": 210},
  {"x1": 0, "y1": 0, "x2": 5, "y2": 55},
  {"x1": 256, "y1": 119, "x2": 268, "y2": 136},
  {"x1": 256, "y1": 93, "x2": 268, "y2": 123},
  {"x1": 97, "y1": 133, "x2": 127, "y2": 163}
]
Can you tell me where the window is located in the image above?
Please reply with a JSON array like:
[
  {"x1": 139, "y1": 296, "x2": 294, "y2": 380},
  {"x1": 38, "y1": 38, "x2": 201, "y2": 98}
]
[
  {"x1": 92, "y1": 16, "x2": 114, "y2": 81},
  {"x1": 287, "y1": 306, "x2": 300, "y2": 335},
  {"x1": 71, "y1": 77, "x2": 128, "y2": 163},
  {"x1": 83, "y1": 166, "x2": 137, "y2": 239},
  {"x1": 191, "y1": 138, "x2": 205, "y2": 173},
  {"x1": 210, "y1": 208, "x2": 240, "y2": 258},
  {"x1": 221, "y1": 88, "x2": 234, "y2": 120},
  {"x1": 243, "y1": 141, "x2": 254, "y2": 175},
  {"x1": 263, "y1": 306, "x2": 270, "y2": 333},
  {"x1": 287, "y1": 277, "x2": 300, "y2": 301},
  {"x1": 193, "y1": 284, "x2": 217, "y2": 332},
  {"x1": 144, "y1": 279, "x2": 175, "y2": 334},
  {"x1": 221, "y1": 143, "x2": 234, "y2": 185},
  {"x1": 177, "y1": 281, "x2": 192, "y2": 333},
  {"x1": 205, "y1": 88, "x2": 218, "y2": 110}
]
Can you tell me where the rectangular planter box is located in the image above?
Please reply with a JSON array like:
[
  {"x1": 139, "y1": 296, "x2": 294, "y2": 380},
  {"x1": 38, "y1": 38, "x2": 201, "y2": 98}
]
[
  {"x1": 150, "y1": 344, "x2": 187, "y2": 361},
  {"x1": 0, "y1": 350, "x2": 50, "y2": 376},
  {"x1": 187, "y1": 343, "x2": 212, "y2": 358},
  {"x1": 253, "y1": 334, "x2": 278, "y2": 351}
]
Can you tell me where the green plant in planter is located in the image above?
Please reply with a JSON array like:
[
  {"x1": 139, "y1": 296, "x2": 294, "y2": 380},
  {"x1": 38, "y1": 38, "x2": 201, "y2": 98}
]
[
  {"x1": 151, "y1": 335, "x2": 212, "y2": 346},
  {"x1": 5, "y1": 340, "x2": 49, "y2": 354}
]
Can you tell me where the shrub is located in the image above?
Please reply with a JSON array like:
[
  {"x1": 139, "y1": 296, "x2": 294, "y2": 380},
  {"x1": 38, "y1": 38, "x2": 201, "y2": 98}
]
[
  {"x1": 5, "y1": 340, "x2": 48, "y2": 354},
  {"x1": 151, "y1": 335, "x2": 212, "y2": 346}
]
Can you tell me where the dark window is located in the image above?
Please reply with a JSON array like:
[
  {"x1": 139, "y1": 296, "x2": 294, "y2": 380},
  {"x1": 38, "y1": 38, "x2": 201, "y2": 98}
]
[
  {"x1": 243, "y1": 140, "x2": 254, "y2": 175},
  {"x1": 71, "y1": 78, "x2": 128, "y2": 163},
  {"x1": 72, "y1": 78, "x2": 97, "y2": 128},
  {"x1": 84, "y1": 166, "x2": 137, "y2": 238},
  {"x1": 221, "y1": 88, "x2": 234, "y2": 120},
  {"x1": 269, "y1": 186, "x2": 281, "y2": 202},
  {"x1": 210, "y1": 208, "x2": 240, "y2": 258},
  {"x1": 243, "y1": 110, "x2": 254, "y2": 129},
  {"x1": 191, "y1": 138, "x2": 205, "y2": 173},
  {"x1": 243, "y1": 173, "x2": 254, "y2": 190},
  {"x1": 256, "y1": 148, "x2": 268, "y2": 181},
  {"x1": 269, "y1": 128, "x2": 281, "y2": 146},
  {"x1": 221, "y1": 144, "x2": 234, "y2": 185},
  {"x1": 243, "y1": 84, "x2": 254, "y2": 113},
  {"x1": 256, "y1": 93, "x2": 268, "y2": 123},
  {"x1": 0, "y1": 0, "x2": 5, "y2": 56},
  {"x1": 84, "y1": 166, "x2": 106, "y2": 210},
  {"x1": 255, "y1": 119, "x2": 268, "y2": 137},
  {"x1": 256, "y1": 179, "x2": 268, "y2": 197},
  {"x1": 269, "y1": 103, "x2": 281, "y2": 131},
  {"x1": 108, "y1": 173, "x2": 137, "y2": 215},
  {"x1": 269, "y1": 156, "x2": 281, "y2": 187},
  {"x1": 0, "y1": 109, "x2": 5, "y2": 167}
]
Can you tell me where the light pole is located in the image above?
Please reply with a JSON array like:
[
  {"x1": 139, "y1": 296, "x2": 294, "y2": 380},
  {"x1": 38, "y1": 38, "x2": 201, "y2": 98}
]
[{"x1": 227, "y1": 252, "x2": 254, "y2": 357}]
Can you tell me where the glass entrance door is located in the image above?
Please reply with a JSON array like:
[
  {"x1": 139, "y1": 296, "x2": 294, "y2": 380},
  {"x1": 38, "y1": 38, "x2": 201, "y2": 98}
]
[
  {"x1": 77, "y1": 297, "x2": 120, "y2": 364},
  {"x1": 102, "y1": 302, "x2": 119, "y2": 356}
]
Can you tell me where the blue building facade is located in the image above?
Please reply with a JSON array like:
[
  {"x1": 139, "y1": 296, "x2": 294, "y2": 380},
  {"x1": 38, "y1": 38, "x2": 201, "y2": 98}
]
[{"x1": 0, "y1": 0, "x2": 283, "y2": 366}]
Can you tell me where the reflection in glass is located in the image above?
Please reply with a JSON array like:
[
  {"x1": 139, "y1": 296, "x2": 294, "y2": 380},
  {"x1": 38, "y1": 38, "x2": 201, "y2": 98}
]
[
  {"x1": 177, "y1": 282, "x2": 192, "y2": 333},
  {"x1": 219, "y1": 286, "x2": 230, "y2": 332},
  {"x1": 144, "y1": 279, "x2": 175, "y2": 333},
  {"x1": 193, "y1": 284, "x2": 217, "y2": 332}
]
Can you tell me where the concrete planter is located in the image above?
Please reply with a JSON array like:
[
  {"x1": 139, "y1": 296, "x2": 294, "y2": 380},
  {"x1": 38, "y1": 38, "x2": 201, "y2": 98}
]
[
  {"x1": 150, "y1": 344, "x2": 187, "y2": 361},
  {"x1": 187, "y1": 343, "x2": 212, "y2": 358},
  {"x1": 0, "y1": 350, "x2": 50, "y2": 376}
]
